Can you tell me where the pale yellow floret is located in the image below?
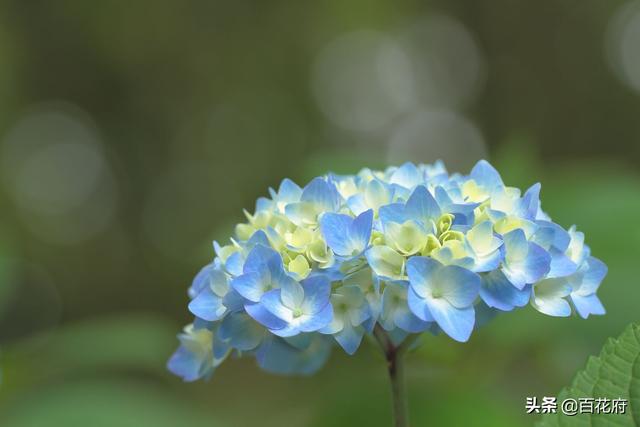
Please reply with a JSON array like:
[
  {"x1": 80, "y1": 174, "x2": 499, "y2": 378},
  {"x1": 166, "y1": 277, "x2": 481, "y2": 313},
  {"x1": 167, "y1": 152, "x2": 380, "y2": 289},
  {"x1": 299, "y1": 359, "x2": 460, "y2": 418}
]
[
  {"x1": 363, "y1": 180, "x2": 389, "y2": 214},
  {"x1": 235, "y1": 223, "x2": 256, "y2": 241},
  {"x1": 420, "y1": 234, "x2": 442, "y2": 256},
  {"x1": 436, "y1": 213, "x2": 455, "y2": 235},
  {"x1": 307, "y1": 236, "x2": 335, "y2": 269},
  {"x1": 236, "y1": 209, "x2": 296, "y2": 242},
  {"x1": 343, "y1": 267, "x2": 376, "y2": 294},
  {"x1": 462, "y1": 179, "x2": 490, "y2": 203},
  {"x1": 566, "y1": 227, "x2": 585, "y2": 264},
  {"x1": 494, "y1": 216, "x2": 537, "y2": 238},
  {"x1": 439, "y1": 229, "x2": 464, "y2": 244},
  {"x1": 366, "y1": 245, "x2": 406, "y2": 280},
  {"x1": 384, "y1": 221, "x2": 429, "y2": 256},
  {"x1": 473, "y1": 203, "x2": 491, "y2": 225},
  {"x1": 284, "y1": 226, "x2": 315, "y2": 252},
  {"x1": 182, "y1": 324, "x2": 213, "y2": 354},
  {"x1": 216, "y1": 242, "x2": 241, "y2": 263},
  {"x1": 336, "y1": 178, "x2": 359, "y2": 199},
  {"x1": 490, "y1": 186, "x2": 521, "y2": 213},
  {"x1": 371, "y1": 230, "x2": 385, "y2": 246},
  {"x1": 287, "y1": 254, "x2": 311, "y2": 279}
]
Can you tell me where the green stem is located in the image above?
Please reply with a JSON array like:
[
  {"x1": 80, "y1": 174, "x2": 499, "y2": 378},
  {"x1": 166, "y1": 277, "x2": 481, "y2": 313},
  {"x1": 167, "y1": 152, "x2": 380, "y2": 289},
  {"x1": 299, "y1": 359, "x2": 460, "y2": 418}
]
[
  {"x1": 374, "y1": 325, "x2": 418, "y2": 427},
  {"x1": 388, "y1": 344, "x2": 408, "y2": 427}
]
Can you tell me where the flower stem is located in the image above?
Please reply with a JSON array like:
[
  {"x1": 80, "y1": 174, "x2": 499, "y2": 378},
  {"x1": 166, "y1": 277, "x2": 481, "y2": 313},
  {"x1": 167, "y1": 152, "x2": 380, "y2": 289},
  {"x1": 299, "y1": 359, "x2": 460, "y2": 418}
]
[
  {"x1": 374, "y1": 325, "x2": 418, "y2": 427},
  {"x1": 388, "y1": 344, "x2": 408, "y2": 427}
]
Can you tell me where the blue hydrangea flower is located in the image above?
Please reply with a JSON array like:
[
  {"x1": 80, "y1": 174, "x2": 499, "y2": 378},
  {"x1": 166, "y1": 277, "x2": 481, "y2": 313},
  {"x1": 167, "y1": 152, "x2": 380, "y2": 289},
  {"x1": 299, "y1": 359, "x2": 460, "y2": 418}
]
[
  {"x1": 255, "y1": 275, "x2": 333, "y2": 337},
  {"x1": 168, "y1": 160, "x2": 607, "y2": 380},
  {"x1": 320, "y1": 284, "x2": 371, "y2": 354},
  {"x1": 406, "y1": 257, "x2": 481, "y2": 342},
  {"x1": 320, "y1": 209, "x2": 373, "y2": 258},
  {"x1": 380, "y1": 281, "x2": 430, "y2": 333},
  {"x1": 167, "y1": 322, "x2": 229, "y2": 382}
]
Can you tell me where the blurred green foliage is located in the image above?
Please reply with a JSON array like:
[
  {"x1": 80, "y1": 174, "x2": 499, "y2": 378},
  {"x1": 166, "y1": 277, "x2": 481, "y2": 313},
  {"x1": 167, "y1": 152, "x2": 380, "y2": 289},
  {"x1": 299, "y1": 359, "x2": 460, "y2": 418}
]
[{"x1": 1, "y1": 381, "x2": 220, "y2": 427}]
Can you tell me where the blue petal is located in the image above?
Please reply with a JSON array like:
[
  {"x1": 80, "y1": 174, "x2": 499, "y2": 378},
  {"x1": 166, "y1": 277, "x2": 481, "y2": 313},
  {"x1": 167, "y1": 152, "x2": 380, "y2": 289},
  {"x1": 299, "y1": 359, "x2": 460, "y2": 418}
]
[
  {"x1": 533, "y1": 297, "x2": 572, "y2": 317},
  {"x1": 390, "y1": 162, "x2": 423, "y2": 188},
  {"x1": 522, "y1": 242, "x2": 552, "y2": 282},
  {"x1": 472, "y1": 246, "x2": 503, "y2": 272},
  {"x1": 517, "y1": 183, "x2": 541, "y2": 220},
  {"x1": 256, "y1": 335, "x2": 331, "y2": 376},
  {"x1": 470, "y1": 160, "x2": 503, "y2": 191},
  {"x1": 578, "y1": 257, "x2": 607, "y2": 295},
  {"x1": 571, "y1": 293, "x2": 605, "y2": 319},
  {"x1": 479, "y1": 270, "x2": 530, "y2": 311},
  {"x1": 299, "y1": 303, "x2": 333, "y2": 333},
  {"x1": 284, "y1": 202, "x2": 317, "y2": 226},
  {"x1": 255, "y1": 337, "x2": 297, "y2": 374},
  {"x1": 546, "y1": 249, "x2": 578, "y2": 279},
  {"x1": 435, "y1": 265, "x2": 481, "y2": 308},
  {"x1": 225, "y1": 252, "x2": 244, "y2": 276},
  {"x1": 346, "y1": 194, "x2": 368, "y2": 216},
  {"x1": 243, "y1": 245, "x2": 282, "y2": 274},
  {"x1": 394, "y1": 308, "x2": 430, "y2": 333},
  {"x1": 245, "y1": 301, "x2": 288, "y2": 330},
  {"x1": 405, "y1": 185, "x2": 441, "y2": 222},
  {"x1": 301, "y1": 177, "x2": 339, "y2": 211},
  {"x1": 319, "y1": 213, "x2": 356, "y2": 257},
  {"x1": 189, "y1": 264, "x2": 214, "y2": 298},
  {"x1": 425, "y1": 298, "x2": 475, "y2": 342},
  {"x1": 277, "y1": 178, "x2": 302, "y2": 202},
  {"x1": 269, "y1": 324, "x2": 301, "y2": 338},
  {"x1": 218, "y1": 313, "x2": 264, "y2": 351},
  {"x1": 387, "y1": 328, "x2": 410, "y2": 346},
  {"x1": 188, "y1": 287, "x2": 225, "y2": 321},
  {"x1": 222, "y1": 290, "x2": 245, "y2": 312},
  {"x1": 434, "y1": 186, "x2": 479, "y2": 221},
  {"x1": 301, "y1": 275, "x2": 331, "y2": 314},
  {"x1": 193, "y1": 318, "x2": 213, "y2": 330},
  {"x1": 280, "y1": 277, "x2": 305, "y2": 309},
  {"x1": 283, "y1": 334, "x2": 313, "y2": 350},
  {"x1": 407, "y1": 287, "x2": 435, "y2": 322},
  {"x1": 167, "y1": 345, "x2": 207, "y2": 382},
  {"x1": 260, "y1": 289, "x2": 292, "y2": 321},
  {"x1": 212, "y1": 333, "x2": 231, "y2": 362},
  {"x1": 271, "y1": 267, "x2": 299, "y2": 291},
  {"x1": 230, "y1": 272, "x2": 265, "y2": 303},
  {"x1": 503, "y1": 229, "x2": 529, "y2": 261},
  {"x1": 379, "y1": 203, "x2": 409, "y2": 226},
  {"x1": 503, "y1": 238, "x2": 551, "y2": 289},
  {"x1": 334, "y1": 324, "x2": 365, "y2": 355},
  {"x1": 255, "y1": 197, "x2": 272, "y2": 212},
  {"x1": 247, "y1": 229, "x2": 271, "y2": 248},
  {"x1": 532, "y1": 220, "x2": 570, "y2": 252},
  {"x1": 406, "y1": 256, "x2": 442, "y2": 298},
  {"x1": 348, "y1": 209, "x2": 373, "y2": 254},
  {"x1": 350, "y1": 300, "x2": 372, "y2": 327}
]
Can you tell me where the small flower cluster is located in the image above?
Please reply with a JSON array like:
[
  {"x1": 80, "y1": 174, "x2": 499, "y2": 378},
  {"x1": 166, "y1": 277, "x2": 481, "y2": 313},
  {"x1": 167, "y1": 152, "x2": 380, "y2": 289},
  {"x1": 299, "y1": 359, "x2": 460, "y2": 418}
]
[{"x1": 168, "y1": 160, "x2": 607, "y2": 381}]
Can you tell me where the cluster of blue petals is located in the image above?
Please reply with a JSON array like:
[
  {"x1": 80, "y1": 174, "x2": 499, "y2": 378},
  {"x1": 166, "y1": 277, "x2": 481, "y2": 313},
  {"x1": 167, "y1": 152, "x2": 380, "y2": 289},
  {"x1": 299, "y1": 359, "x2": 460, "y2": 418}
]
[{"x1": 168, "y1": 160, "x2": 607, "y2": 381}]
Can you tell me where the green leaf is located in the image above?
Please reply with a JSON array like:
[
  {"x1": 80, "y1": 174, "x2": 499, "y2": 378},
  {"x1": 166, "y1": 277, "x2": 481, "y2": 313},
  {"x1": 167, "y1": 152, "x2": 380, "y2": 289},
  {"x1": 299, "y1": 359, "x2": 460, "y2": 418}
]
[
  {"x1": 631, "y1": 353, "x2": 640, "y2": 425},
  {"x1": 537, "y1": 323, "x2": 640, "y2": 427}
]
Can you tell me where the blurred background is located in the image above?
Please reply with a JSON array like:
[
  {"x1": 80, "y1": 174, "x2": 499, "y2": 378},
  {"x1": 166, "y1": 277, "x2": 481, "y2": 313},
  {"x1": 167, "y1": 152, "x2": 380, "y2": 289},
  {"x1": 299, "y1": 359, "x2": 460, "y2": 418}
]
[{"x1": 0, "y1": 1, "x2": 639, "y2": 426}]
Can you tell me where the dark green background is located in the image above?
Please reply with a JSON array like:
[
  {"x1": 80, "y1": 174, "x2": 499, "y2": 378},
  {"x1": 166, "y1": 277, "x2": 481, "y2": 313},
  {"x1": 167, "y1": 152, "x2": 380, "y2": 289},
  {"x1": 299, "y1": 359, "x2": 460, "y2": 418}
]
[{"x1": 0, "y1": 1, "x2": 639, "y2": 426}]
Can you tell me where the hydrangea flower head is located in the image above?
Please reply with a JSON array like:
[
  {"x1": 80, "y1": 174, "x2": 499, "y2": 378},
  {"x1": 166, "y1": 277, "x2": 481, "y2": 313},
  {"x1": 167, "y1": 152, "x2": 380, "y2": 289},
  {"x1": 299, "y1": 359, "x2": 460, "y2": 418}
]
[{"x1": 168, "y1": 160, "x2": 607, "y2": 380}]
